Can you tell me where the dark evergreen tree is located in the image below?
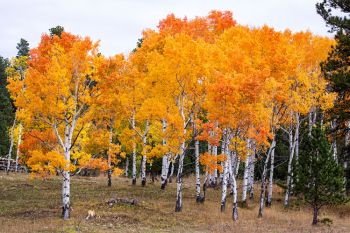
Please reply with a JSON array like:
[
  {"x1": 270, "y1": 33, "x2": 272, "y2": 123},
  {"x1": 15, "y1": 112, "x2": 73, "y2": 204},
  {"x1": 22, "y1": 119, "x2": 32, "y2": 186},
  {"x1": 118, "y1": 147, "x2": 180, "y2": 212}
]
[
  {"x1": 16, "y1": 39, "x2": 29, "y2": 57},
  {"x1": 0, "y1": 56, "x2": 14, "y2": 157},
  {"x1": 49, "y1": 26, "x2": 64, "y2": 37},
  {"x1": 295, "y1": 124, "x2": 347, "y2": 225},
  {"x1": 132, "y1": 38, "x2": 143, "y2": 53},
  {"x1": 317, "y1": 0, "x2": 350, "y2": 193}
]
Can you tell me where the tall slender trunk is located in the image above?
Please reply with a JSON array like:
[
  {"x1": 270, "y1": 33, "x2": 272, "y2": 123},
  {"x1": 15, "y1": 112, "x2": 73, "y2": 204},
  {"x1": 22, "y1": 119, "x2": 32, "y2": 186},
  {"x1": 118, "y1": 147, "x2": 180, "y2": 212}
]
[
  {"x1": 229, "y1": 152, "x2": 238, "y2": 221},
  {"x1": 285, "y1": 112, "x2": 299, "y2": 207},
  {"x1": 331, "y1": 120, "x2": 338, "y2": 163},
  {"x1": 285, "y1": 128, "x2": 295, "y2": 207},
  {"x1": 161, "y1": 119, "x2": 168, "y2": 190},
  {"x1": 195, "y1": 139, "x2": 201, "y2": 202},
  {"x1": 140, "y1": 154, "x2": 146, "y2": 186},
  {"x1": 258, "y1": 142, "x2": 273, "y2": 218},
  {"x1": 213, "y1": 122, "x2": 218, "y2": 184},
  {"x1": 15, "y1": 123, "x2": 23, "y2": 172},
  {"x1": 125, "y1": 157, "x2": 129, "y2": 177},
  {"x1": 61, "y1": 123, "x2": 73, "y2": 220},
  {"x1": 141, "y1": 120, "x2": 149, "y2": 187},
  {"x1": 293, "y1": 114, "x2": 300, "y2": 191},
  {"x1": 169, "y1": 162, "x2": 174, "y2": 183},
  {"x1": 220, "y1": 154, "x2": 229, "y2": 212},
  {"x1": 213, "y1": 145, "x2": 218, "y2": 185},
  {"x1": 107, "y1": 166, "x2": 112, "y2": 187},
  {"x1": 161, "y1": 154, "x2": 168, "y2": 189},
  {"x1": 175, "y1": 142, "x2": 185, "y2": 212},
  {"x1": 7, "y1": 118, "x2": 16, "y2": 174},
  {"x1": 107, "y1": 125, "x2": 113, "y2": 187},
  {"x1": 131, "y1": 113, "x2": 137, "y2": 185},
  {"x1": 209, "y1": 126, "x2": 218, "y2": 186},
  {"x1": 308, "y1": 109, "x2": 317, "y2": 137},
  {"x1": 344, "y1": 121, "x2": 350, "y2": 192},
  {"x1": 312, "y1": 207, "x2": 319, "y2": 225},
  {"x1": 266, "y1": 138, "x2": 276, "y2": 207},
  {"x1": 62, "y1": 169, "x2": 70, "y2": 219},
  {"x1": 169, "y1": 155, "x2": 176, "y2": 183},
  {"x1": 202, "y1": 168, "x2": 208, "y2": 201},
  {"x1": 219, "y1": 136, "x2": 225, "y2": 183},
  {"x1": 248, "y1": 152, "x2": 255, "y2": 200},
  {"x1": 208, "y1": 140, "x2": 213, "y2": 185},
  {"x1": 235, "y1": 157, "x2": 240, "y2": 176},
  {"x1": 242, "y1": 139, "x2": 250, "y2": 206},
  {"x1": 220, "y1": 131, "x2": 229, "y2": 212},
  {"x1": 175, "y1": 93, "x2": 188, "y2": 212}
]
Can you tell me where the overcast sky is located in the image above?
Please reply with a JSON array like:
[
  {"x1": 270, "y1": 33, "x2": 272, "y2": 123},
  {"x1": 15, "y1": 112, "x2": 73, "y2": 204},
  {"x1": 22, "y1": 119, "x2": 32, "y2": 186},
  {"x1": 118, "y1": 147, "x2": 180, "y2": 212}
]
[{"x1": 0, "y1": 0, "x2": 331, "y2": 58}]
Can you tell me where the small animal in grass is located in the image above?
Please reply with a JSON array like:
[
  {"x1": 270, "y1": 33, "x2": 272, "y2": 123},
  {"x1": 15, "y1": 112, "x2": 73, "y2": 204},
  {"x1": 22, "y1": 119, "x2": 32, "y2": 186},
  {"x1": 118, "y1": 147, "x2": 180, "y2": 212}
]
[{"x1": 86, "y1": 210, "x2": 95, "y2": 220}]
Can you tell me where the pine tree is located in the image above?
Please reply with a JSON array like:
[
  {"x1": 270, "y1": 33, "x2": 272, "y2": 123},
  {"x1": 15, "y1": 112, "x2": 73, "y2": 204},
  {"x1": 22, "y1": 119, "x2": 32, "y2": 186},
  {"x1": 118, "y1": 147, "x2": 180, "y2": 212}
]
[
  {"x1": 317, "y1": 0, "x2": 350, "y2": 193},
  {"x1": 49, "y1": 26, "x2": 64, "y2": 37},
  {"x1": 16, "y1": 39, "x2": 29, "y2": 57},
  {"x1": 0, "y1": 56, "x2": 14, "y2": 157},
  {"x1": 295, "y1": 124, "x2": 347, "y2": 225}
]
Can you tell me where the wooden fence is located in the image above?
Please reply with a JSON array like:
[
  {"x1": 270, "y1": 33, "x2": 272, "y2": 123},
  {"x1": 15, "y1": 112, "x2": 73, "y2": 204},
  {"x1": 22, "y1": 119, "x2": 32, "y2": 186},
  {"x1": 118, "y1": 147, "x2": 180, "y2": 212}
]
[{"x1": 0, "y1": 157, "x2": 27, "y2": 172}]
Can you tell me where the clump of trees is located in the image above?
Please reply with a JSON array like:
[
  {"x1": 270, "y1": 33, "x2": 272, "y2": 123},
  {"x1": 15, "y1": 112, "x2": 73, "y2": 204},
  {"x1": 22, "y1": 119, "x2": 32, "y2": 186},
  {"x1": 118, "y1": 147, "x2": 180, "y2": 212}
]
[{"x1": 0, "y1": 4, "x2": 348, "y2": 226}]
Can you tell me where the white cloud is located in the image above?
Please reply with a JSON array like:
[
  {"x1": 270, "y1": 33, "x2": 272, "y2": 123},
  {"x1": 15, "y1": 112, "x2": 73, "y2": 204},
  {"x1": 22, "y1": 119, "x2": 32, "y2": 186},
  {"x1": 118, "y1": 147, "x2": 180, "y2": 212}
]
[{"x1": 0, "y1": 0, "x2": 330, "y2": 58}]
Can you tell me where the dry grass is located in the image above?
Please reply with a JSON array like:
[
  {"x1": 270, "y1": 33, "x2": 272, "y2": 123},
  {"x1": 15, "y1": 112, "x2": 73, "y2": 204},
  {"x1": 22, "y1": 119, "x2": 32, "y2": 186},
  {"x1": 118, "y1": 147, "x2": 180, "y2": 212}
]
[{"x1": 0, "y1": 172, "x2": 349, "y2": 233}]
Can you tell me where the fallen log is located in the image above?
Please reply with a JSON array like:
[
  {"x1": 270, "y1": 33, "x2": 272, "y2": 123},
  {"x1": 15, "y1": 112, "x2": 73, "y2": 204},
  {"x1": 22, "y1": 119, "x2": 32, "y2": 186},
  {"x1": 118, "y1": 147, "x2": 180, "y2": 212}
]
[{"x1": 107, "y1": 197, "x2": 139, "y2": 207}]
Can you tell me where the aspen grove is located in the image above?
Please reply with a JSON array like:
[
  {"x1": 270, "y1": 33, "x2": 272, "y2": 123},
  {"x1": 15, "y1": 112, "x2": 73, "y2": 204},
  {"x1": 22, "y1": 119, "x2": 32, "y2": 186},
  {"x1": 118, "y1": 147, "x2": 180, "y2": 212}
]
[{"x1": 3, "y1": 10, "x2": 348, "y2": 225}]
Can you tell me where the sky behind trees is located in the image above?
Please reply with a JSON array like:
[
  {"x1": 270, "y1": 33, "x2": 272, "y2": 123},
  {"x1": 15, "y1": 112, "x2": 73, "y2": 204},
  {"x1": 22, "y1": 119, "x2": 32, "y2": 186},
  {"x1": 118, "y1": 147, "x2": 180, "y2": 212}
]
[{"x1": 1, "y1": 0, "x2": 329, "y2": 58}]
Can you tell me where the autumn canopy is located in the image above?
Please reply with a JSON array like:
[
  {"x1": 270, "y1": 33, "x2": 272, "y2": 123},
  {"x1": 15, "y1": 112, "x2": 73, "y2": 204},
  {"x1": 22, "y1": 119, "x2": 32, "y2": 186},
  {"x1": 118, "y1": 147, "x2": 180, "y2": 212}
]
[{"x1": 6, "y1": 11, "x2": 335, "y2": 220}]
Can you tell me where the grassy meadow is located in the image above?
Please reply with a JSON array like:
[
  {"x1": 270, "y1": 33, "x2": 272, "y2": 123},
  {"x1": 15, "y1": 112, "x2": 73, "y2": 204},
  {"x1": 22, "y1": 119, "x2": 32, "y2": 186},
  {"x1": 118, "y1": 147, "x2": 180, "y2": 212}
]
[{"x1": 0, "y1": 172, "x2": 349, "y2": 233}]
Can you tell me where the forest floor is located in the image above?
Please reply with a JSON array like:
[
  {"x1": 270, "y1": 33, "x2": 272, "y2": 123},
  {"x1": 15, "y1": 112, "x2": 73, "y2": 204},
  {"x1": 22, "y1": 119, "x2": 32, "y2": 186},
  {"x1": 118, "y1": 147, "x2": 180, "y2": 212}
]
[{"x1": 0, "y1": 172, "x2": 349, "y2": 233}]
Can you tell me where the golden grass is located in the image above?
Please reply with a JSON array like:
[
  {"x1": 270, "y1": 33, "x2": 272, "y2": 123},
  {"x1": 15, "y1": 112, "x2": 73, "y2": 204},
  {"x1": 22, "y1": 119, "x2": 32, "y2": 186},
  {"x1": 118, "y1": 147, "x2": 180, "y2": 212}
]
[{"x1": 0, "y1": 172, "x2": 349, "y2": 233}]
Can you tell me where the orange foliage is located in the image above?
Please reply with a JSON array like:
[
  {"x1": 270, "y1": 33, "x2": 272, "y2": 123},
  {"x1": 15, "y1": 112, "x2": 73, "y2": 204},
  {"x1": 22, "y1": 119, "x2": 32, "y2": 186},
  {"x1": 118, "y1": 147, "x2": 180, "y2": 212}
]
[{"x1": 200, "y1": 152, "x2": 226, "y2": 174}]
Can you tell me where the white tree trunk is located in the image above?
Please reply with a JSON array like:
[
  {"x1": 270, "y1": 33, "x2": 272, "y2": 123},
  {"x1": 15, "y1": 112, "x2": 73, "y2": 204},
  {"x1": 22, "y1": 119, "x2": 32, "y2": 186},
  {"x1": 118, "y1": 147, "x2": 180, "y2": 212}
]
[
  {"x1": 131, "y1": 113, "x2": 137, "y2": 185},
  {"x1": 219, "y1": 139, "x2": 224, "y2": 183},
  {"x1": 175, "y1": 96, "x2": 187, "y2": 212},
  {"x1": 140, "y1": 154, "x2": 147, "y2": 186},
  {"x1": 161, "y1": 119, "x2": 168, "y2": 190},
  {"x1": 15, "y1": 123, "x2": 23, "y2": 172},
  {"x1": 242, "y1": 140, "x2": 251, "y2": 206},
  {"x1": 7, "y1": 118, "x2": 16, "y2": 173},
  {"x1": 285, "y1": 131, "x2": 294, "y2": 206},
  {"x1": 212, "y1": 145, "x2": 218, "y2": 185},
  {"x1": 220, "y1": 153, "x2": 229, "y2": 212},
  {"x1": 220, "y1": 131, "x2": 229, "y2": 212},
  {"x1": 195, "y1": 139, "x2": 201, "y2": 202},
  {"x1": 62, "y1": 169, "x2": 70, "y2": 220},
  {"x1": 229, "y1": 152, "x2": 238, "y2": 221},
  {"x1": 266, "y1": 138, "x2": 276, "y2": 207},
  {"x1": 235, "y1": 157, "x2": 240, "y2": 176},
  {"x1": 331, "y1": 120, "x2": 338, "y2": 163},
  {"x1": 248, "y1": 153, "x2": 255, "y2": 200},
  {"x1": 161, "y1": 154, "x2": 168, "y2": 189},
  {"x1": 213, "y1": 122, "x2": 218, "y2": 184},
  {"x1": 284, "y1": 113, "x2": 299, "y2": 207},
  {"x1": 209, "y1": 126, "x2": 218, "y2": 186},
  {"x1": 258, "y1": 142, "x2": 272, "y2": 218},
  {"x1": 308, "y1": 109, "x2": 317, "y2": 137},
  {"x1": 61, "y1": 123, "x2": 73, "y2": 220},
  {"x1": 175, "y1": 142, "x2": 185, "y2": 212},
  {"x1": 292, "y1": 113, "x2": 300, "y2": 191},
  {"x1": 141, "y1": 120, "x2": 149, "y2": 187}
]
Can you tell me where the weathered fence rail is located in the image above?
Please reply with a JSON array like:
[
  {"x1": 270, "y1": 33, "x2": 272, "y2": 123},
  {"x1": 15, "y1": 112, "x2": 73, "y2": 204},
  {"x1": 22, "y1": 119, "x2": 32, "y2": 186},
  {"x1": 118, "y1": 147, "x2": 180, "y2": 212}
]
[{"x1": 0, "y1": 158, "x2": 27, "y2": 172}]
